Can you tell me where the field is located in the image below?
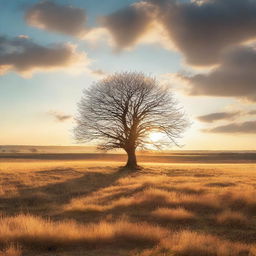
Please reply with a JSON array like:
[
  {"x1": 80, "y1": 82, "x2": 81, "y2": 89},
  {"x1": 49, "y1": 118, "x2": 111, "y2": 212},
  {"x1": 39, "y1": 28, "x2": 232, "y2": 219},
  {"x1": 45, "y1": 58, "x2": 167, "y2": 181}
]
[{"x1": 0, "y1": 153, "x2": 256, "y2": 255}]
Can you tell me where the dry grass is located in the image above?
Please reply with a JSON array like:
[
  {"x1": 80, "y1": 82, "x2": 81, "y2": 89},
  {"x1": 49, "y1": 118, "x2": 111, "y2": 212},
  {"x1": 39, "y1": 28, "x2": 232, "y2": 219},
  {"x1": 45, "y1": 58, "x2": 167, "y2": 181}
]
[
  {"x1": 215, "y1": 210, "x2": 249, "y2": 227},
  {"x1": 0, "y1": 214, "x2": 167, "y2": 249},
  {"x1": 66, "y1": 187, "x2": 221, "y2": 214},
  {"x1": 219, "y1": 189, "x2": 256, "y2": 213},
  {"x1": 138, "y1": 230, "x2": 254, "y2": 256},
  {"x1": 0, "y1": 159, "x2": 256, "y2": 255},
  {"x1": 65, "y1": 187, "x2": 172, "y2": 212},
  {"x1": 151, "y1": 207, "x2": 195, "y2": 222},
  {"x1": 0, "y1": 245, "x2": 22, "y2": 256}
]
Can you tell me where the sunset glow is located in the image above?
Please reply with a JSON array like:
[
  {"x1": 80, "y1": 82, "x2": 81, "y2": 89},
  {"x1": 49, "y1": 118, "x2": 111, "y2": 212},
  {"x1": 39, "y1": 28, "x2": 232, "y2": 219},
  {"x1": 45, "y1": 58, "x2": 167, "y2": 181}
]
[{"x1": 149, "y1": 132, "x2": 164, "y2": 143}]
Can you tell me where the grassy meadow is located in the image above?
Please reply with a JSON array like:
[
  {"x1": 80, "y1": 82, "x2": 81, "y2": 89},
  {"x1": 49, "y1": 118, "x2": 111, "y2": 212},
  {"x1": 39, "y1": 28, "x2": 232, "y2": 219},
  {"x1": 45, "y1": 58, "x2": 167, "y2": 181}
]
[{"x1": 0, "y1": 154, "x2": 256, "y2": 255}]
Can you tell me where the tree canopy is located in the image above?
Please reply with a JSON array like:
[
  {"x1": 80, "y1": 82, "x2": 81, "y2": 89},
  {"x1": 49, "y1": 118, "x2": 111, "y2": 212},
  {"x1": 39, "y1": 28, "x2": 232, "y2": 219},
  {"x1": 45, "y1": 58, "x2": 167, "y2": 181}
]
[{"x1": 74, "y1": 72, "x2": 189, "y2": 168}]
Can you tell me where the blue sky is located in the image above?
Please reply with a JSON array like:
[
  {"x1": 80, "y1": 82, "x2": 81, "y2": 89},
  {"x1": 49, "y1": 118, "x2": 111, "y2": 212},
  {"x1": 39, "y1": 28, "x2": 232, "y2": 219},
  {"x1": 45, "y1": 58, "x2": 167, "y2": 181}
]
[{"x1": 1, "y1": 0, "x2": 256, "y2": 149}]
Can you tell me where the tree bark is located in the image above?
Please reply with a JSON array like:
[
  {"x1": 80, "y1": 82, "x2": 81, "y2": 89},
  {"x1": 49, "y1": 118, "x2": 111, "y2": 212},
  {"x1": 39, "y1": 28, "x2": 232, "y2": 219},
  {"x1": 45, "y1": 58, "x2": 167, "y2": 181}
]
[{"x1": 125, "y1": 148, "x2": 138, "y2": 169}]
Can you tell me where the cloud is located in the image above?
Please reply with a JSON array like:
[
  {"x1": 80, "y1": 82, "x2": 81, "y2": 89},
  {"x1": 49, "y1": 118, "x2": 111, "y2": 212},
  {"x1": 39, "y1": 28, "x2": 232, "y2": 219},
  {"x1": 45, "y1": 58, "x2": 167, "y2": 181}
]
[
  {"x1": 83, "y1": 27, "x2": 114, "y2": 47},
  {"x1": 100, "y1": 2, "x2": 156, "y2": 49},
  {"x1": 153, "y1": 0, "x2": 256, "y2": 66},
  {"x1": 99, "y1": 0, "x2": 256, "y2": 65},
  {"x1": 182, "y1": 46, "x2": 256, "y2": 102},
  {"x1": 0, "y1": 35, "x2": 90, "y2": 77},
  {"x1": 48, "y1": 111, "x2": 72, "y2": 122},
  {"x1": 25, "y1": 1, "x2": 87, "y2": 37},
  {"x1": 203, "y1": 120, "x2": 256, "y2": 134},
  {"x1": 197, "y1": 111, "x2": 241, "y2": 123}
]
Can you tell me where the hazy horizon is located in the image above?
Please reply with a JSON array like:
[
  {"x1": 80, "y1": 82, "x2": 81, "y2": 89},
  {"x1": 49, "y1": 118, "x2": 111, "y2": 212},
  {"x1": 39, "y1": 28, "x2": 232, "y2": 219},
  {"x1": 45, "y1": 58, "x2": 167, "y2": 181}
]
[{"x1": 1, "y1": 144, "x2": 256, "y2": 153}]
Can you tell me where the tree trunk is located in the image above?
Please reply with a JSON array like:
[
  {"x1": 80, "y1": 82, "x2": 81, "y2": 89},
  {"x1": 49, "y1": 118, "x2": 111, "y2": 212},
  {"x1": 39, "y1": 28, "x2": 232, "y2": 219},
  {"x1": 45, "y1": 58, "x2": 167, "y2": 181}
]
[{"x1": 125, "y1": 148, "x2": 138, "y2": 169}]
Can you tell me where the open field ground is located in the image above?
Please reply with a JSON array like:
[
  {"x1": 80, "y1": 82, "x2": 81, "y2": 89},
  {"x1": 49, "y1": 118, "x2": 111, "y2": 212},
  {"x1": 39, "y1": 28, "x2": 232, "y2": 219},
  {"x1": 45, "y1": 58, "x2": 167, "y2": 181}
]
[
  {"x1": 2, "y1": 151, "x2": 256, "y2": 164},
  {"x1": 0, "y1": 154, "x2": 256, "y2": 255}
]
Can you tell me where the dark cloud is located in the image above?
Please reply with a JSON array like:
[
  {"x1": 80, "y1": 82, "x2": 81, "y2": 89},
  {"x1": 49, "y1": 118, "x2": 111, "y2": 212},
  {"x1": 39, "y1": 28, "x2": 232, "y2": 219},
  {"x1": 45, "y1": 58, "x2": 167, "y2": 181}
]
[
  {"x1": 204, "y1": 120, "x2": 256, "y2": 134},
  {"x1": 154, "y1": 0, "x2": 256, "y2": 66},
  {"x1": 183, "y1": 46, "x2": 256, "y2": 102},
  {"x1": 25, "y1": 1, "x2": 87, "y2": 36},
  {"x1": 48, "y1": 111, "x2": 72, "y2": 122},
  {"x1": 197, "y1": 111, "x2": 240, "y2": 123},
  {"x1": 101, "y1": 2, "x2": 155, "y2": 48},
  {"x1": 101, "y1": 0, "x2": 256, "y2": 65},
  {"x1": 0, "y1": 35, "x2": 87, "y2": 76}
]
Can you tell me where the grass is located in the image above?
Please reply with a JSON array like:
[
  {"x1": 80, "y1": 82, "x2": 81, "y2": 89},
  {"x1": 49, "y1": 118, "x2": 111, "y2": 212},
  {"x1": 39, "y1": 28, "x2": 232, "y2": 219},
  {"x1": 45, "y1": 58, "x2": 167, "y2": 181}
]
[
  {"x1": 215, "y1": 210, "x2": 249, "y2": 227},
  {"x1": 151, "y1": 207, "x2": 195, "y2": 222},
  {"x1": 0, "y1": 214, "x2": 167, "y2": 249},
  {"x1": 0, "y1": 158, "x2": 256, "y2": 255},
  {"x1": 0, "y1": 245, "x2": 22, "y2": 256},
  {"x1": 138, "y1": 230, "x2": 253, "y2": 256}
]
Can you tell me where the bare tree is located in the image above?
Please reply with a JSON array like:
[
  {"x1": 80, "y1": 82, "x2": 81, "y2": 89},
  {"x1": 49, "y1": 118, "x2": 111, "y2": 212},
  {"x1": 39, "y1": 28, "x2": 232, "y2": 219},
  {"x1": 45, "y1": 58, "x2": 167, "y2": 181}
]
[{"x1": 74, "y1": 72, "x2": 189, "y2": 169}]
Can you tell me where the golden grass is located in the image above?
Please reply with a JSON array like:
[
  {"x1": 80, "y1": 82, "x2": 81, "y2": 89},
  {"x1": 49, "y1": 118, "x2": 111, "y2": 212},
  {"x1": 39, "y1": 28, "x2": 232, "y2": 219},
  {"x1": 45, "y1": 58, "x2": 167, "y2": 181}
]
[
  {"x1": 215, "y1": 210, "x2": 249, "y2": 227},
  {"x1": 0, "y1": 214, "x2": 167, "y2": 248},
  {"x1": 219, "y1": 188, "x2": 256, "y2": 212},
  {"x1": 151, "y1": 207, "x2": 195, "y2": 222},
  {"x1": 0, "y1": 160, "x2": 256, "y2": 255},
  {"x1": 66, "y1": 186, "x2": 221, "y2": 214},
  {"x1": 141, "y1": 230, "x2": 254, "y2": 256},
  {"x1": 0, "y1": 214, "x2": 255, "y2": 256},
  {"x1": 0, "y1": 244, "x2": 22, "y2": 256}
]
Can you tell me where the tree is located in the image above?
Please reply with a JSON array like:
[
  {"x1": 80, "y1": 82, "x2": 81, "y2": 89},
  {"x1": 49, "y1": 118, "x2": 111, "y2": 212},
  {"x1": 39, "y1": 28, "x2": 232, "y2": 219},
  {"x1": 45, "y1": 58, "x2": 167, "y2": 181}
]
[{"x1": 74, "y1": 72, "x2": 189, "y2": 169}]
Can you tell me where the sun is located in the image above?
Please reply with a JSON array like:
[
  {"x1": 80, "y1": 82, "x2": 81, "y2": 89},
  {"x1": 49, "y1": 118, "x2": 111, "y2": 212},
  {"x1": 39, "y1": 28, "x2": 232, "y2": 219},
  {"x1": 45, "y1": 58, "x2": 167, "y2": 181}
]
[{"x1": 149, "y1": 132, "x2": 164, "y2": 142}]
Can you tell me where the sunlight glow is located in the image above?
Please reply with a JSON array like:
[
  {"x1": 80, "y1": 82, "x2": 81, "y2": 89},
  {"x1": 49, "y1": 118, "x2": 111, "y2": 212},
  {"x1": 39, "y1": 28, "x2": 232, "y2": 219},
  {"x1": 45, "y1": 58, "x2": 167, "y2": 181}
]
[{"x1": 149, "y1": 132, "x2": 164, "y2": 142}]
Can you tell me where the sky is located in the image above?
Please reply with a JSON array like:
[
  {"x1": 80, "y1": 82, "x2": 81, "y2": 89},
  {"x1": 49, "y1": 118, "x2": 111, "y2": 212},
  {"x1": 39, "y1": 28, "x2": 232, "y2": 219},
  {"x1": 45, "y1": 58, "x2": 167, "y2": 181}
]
[{"x1": 1, "y1": 0, "x2": 256, "y2": 150}]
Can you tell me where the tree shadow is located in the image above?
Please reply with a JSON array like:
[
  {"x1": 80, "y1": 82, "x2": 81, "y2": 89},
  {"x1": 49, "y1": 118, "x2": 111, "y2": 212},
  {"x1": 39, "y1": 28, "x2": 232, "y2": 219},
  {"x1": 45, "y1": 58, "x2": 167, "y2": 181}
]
[
  {"x1": 1, "y1": 166, "x2": 256, "y2": 245},
  {"x1": 0, "y1": 167, "x2": 128, "y2": 218}
]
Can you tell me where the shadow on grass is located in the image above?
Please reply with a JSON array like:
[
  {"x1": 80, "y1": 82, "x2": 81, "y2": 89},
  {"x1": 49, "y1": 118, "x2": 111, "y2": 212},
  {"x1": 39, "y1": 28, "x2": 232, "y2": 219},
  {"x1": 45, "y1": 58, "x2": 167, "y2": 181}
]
[
  {"x1": 0, "y1": 167, "x2": 130, "y2": 218},
  {"x1": 1, "y1": 166, "x2": 256, "y2": 247}
]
